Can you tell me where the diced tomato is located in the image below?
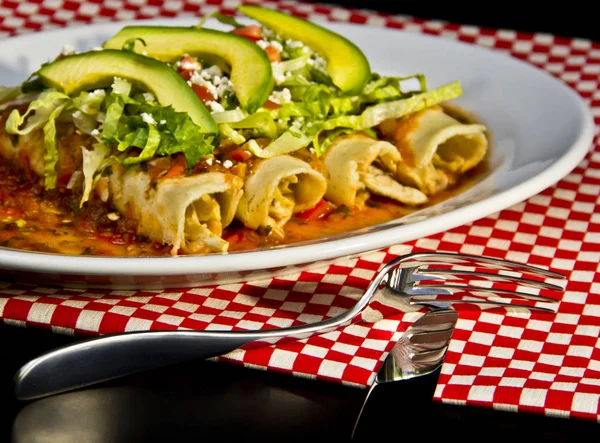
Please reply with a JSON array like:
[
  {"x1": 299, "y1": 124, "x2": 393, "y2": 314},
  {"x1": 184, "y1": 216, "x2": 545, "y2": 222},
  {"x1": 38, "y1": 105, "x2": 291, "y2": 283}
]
[
  {"x1": 262, "y1": 100, "x2": 281, "y2": 110},
  {"x1": 296, "y1": 199, "x2": 335, "y2": 221},
  {"x1": 177, "y1": 54, "x2": 201, "y2": 81},
  {"x1": 191, "y1": 84, "x2": 216, "y2": 104},
  {"x1": 57, "y1": 172, "x2": 73, "y2": 189},
  {"x1": 230, "y1": 149, "x2": 252, "y2": 162},
  {"x1": 230, "y1": 25, "x2": 263, "y2": 41},
  {"x1": 179, "y1": 69, "x2": 194, "y2": 82},
  {"x1": 263, "y1": 45, "x2": 281, "y2": 63},
  {"x1": 163, "y1": 154, "x2": 188, "y2": 179},
  {"x1": 222, "y1": 228, "x2": 245, "y2": 244}
]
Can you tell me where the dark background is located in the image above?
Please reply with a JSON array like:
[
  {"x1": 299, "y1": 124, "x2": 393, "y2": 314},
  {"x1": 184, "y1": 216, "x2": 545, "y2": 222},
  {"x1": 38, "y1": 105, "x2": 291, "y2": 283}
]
[
  {"x1": 2, "y1": 2, "x2": 600, "y2": 442},
  {"x1": 306, "y1": 1, "x2": 600, "y2": 42}
]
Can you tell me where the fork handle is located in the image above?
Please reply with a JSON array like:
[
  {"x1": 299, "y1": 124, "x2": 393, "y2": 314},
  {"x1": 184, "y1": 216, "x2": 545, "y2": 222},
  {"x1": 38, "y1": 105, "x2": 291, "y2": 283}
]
[{"x1": 13, "y1": 331, "x2": 253, "y2": 401}]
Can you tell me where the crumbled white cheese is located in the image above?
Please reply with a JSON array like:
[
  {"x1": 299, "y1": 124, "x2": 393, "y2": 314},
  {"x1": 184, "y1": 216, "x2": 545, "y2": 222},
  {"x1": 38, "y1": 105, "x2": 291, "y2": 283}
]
[
  {"x1": 107, "y1": 212, "x2": 120, "y2": 221},
  {"x1": 205, "y1": 157, "x2": 213, "y2": 165},
  {"x1": 89, "y1": 89, "x2": 106, "y2": 99},
  {"x1": 207, "y1": 101, "x2": 225, "y2": 112},
  {"x1": 314, "y1": 55, "x2": 327, "y2": 71},
  {"x1": 257, "y1": 39, "x2": 283, "y2": 53},
  {"x1": 159, "y1": 119, "x2": 166, "y2": 125},
  {"x1": 60, "y1": 44, "x2": 76, "y2": 56},
  {"x1": 290, "y1": 119, "x2": 302, "y2": 130},
  {"x1": 91, "y1": 129, "x2": 100, "y2": 136},
  {"x1": 202, "y1": 65, "x2": 223, "y2": 78},
  {"x1": 223, "y1": 160, "x2": 233, "y2": 169},
  {"x1": 140, "y1": 112, "x2": 157, "y2": 125},
  {"x1": 179, "y1": 59, "x2": 201, "y2": 71},
  {"x1": 110, "y1": 77, "x2": 129, "y2": 92},
  {"x1": 269, "y1": 88, "x2": 292, "y2": 104},
  {"x1": 273, "y1": 70, "x2": 287, "y2": 84},
  {"x1": 270, "y1": 40, "x2": 283, "y2": 53},
  {"x1": 190, "y1": 68, "x2": 234, "y2": 100},
  {"x1": 142, "y1": 92, "x2": 156, "y2": 102},
  {"x1": 308, "y1": 54, "x2": 327, "y2": 72},
  {"x1": 285, "y1": 39, "x2": 304, "y2": 49},
  {"x1": 256, "y1": 39, "x2": 269, "y2": 49}
]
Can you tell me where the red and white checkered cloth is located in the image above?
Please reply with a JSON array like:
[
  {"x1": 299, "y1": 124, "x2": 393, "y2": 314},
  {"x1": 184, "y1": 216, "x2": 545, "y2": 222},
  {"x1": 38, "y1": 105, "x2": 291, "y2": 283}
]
[{"x1": 1, "y1": 0, "x2": 599, "y2": 423}]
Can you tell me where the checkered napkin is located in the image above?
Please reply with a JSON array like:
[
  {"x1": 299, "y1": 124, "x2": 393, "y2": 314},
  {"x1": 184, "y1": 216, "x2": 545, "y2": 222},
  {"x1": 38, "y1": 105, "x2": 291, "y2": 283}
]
[{"x1": 1, "y1": 0, "x2": 599, "y2": 423}]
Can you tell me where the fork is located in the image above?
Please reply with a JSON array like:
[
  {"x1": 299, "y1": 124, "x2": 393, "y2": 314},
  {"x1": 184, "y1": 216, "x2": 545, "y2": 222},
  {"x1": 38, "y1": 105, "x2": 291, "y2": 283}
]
[
  {"x1": 351, "y1": 308, "x2": 459, "y2": 440},
  {"x1": 13, "y1": 252, "x2": 566, "y2": 401}
]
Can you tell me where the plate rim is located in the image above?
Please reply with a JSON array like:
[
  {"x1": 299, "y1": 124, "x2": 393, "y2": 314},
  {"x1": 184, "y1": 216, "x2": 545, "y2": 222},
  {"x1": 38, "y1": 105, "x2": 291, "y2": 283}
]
[{"x1": 0, "y1": 17, "x2": 595, "y2": 278}]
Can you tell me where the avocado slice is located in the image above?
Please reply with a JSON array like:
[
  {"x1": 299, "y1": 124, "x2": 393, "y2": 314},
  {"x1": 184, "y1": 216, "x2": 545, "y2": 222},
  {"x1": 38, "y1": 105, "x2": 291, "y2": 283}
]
[
  {"x1": 37, "y1": 49, "x2": 217, "y2": 134},
  {"x1": 102, "y1": 27, "x2": 274, "y2": 113},
  {"x1": 237, "y1": 5, "x2": 371, "y2": 95}
]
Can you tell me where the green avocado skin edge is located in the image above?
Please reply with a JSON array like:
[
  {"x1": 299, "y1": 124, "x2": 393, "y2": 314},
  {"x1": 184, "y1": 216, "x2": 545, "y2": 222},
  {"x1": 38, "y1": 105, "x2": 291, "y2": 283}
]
[
  {"x1": 237, "y1": 4, "x2": 372, "y2": 95},
  {"x1": 103, "y1": 26, "x2": 275, "y2": 114},
  {"x1": 37, "y1": 49, "x2": 218, "y2": 134}
]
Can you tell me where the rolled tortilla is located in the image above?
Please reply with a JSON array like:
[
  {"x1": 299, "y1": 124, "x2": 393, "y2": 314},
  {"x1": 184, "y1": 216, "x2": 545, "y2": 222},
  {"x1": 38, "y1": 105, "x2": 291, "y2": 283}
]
[
  {"x1": 235, "y1": 154, "x2": 328, "y2": 239},
  {"x1": 323, "y1": 133, "x2": 428, "y2": 208},
  {"x1": 381, "y1": 105, "x2": 488, "y2": 195},
  {"x1": 107, "y1": 163, "x2": 244, "y2": 255}
]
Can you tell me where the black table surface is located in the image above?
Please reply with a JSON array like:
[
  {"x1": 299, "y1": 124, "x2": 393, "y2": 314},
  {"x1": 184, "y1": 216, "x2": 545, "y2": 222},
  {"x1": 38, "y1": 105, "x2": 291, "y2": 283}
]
[
  {"x1": 2, "y1": 2, "x2": 600, "y2": 441},
  {"x1": 2, "y1": 322, "x2": 600, "y2": 442}
]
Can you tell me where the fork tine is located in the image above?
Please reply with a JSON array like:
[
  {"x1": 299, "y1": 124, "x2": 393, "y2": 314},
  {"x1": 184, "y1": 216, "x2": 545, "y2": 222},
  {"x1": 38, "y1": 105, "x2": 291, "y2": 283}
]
[
  {"x1": 408, "y1": 297, "x2": 558, "y2": 312},
  {"x1": 417, "y1": 269, "x2": 565, "y2": 291},
  {"x1": 409, "y1": 345, "x2": 449, "y2": 364},
  {"x1": 409, "y1": 309, "x2": 458, "y2": 327},
  {"x1": 411, "y1": 284, "x2": 560, "y2": 303},
  {"x1": 399, "y1": 252, "x2": 567, "y2": 279},
  {"x1": 407, "y1": 328, "x2": 455, "y2": 346}
]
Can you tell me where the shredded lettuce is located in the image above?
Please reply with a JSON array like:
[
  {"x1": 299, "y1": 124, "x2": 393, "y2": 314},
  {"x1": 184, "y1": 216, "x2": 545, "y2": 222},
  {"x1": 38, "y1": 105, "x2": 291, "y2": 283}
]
[
  {"x1": 272, "y1": 53, "x2": 311, "y2": 80},
  {"x1": 5, "y1": 90, "x2": 71, "y2": 188},
  {"x1": 311, "y1": 81, "x2": 463, "y2": 156},
  {"x1": 80, "y1": 142, "x2": 111, "y2": 206},
  {"x1": 41, "y1": 102, "x2": 67, "y2": 189},
  {"x1": 361, "y1": 73, "x2": 427, "y2": 102},
  {"x1": 3, "y1": 75, "x2": 218, "y2": 189},
  {"x1": 253, "y1": 76, "x2": 461, "y2": 157},
  {"x1": 110, "y1": 101, "x2": 215, "y2": 167},
  {"x1": 220, "y1": 123, "x2": 246, "y2": 145},
  {"x1": 5, "y1": 90, "x2": 69, "y2": 135},
  {"x1": 212, "y1": 108, "x2": 248, "y2": 124},
  {"x1": 229, "y1": 112, "x2": 278, "y2": 139},
  {"x1": 245, "y1": 130, "x2": 311, "y2": 158}
]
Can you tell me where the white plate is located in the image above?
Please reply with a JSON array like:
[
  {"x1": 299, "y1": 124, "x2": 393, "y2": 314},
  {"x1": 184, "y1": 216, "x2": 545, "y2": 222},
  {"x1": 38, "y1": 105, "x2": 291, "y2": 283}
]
[{"x1": 0, "y1": 17, "x2": 594, "y2": 289}]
